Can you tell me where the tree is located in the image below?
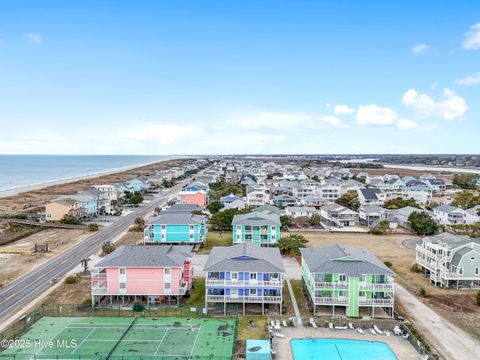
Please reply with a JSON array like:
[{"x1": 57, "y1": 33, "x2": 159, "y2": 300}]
[
  {"x1": 134, "y1": 217, "x2": 146, "y2": 227},
  {"x1": 101, "y1": 241, "x2": 116, "y2": 255},
  {"x1": 384, "y1": 197, "x2": 421, "y2": 210},
  {"x1": 210, "y1": 208, "x2": 238, "y2": 230},
  {"x1": 207, "y1": 201, "x2": 224, "y2": 214},
  {"x1": 278, "y1": 234, "x2": 309, "y2": 255},
  {"x1": 60, "y1": 214, "x2": 82, "y2": 225},
  {"x1": 335, "y1": 191, "x2": 360, "y2": 211},
  {"x1": 280, "y1": 215, "x2": 291, "y2": 230},
  {"x1": 452, "y1": 191, "x2": 479, "y2": 210},
  {"x1": 130, "y1": 194, "x2": 144, "y2": 206},
  {"x1": 309, "y1": 213, "x2": 321, "y2": 226},
  {"x1": 408, "y1": 211, "x2": 438, "y2": 235},
  {"x1": 111, "y1": 199, "x2": 118, "y2": 208},
  {"x1": 453, "y1": 174, "x2": 480, "y2": 190}
]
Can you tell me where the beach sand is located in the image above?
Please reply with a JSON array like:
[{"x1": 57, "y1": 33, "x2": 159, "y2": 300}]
[{"x1": 0, "y1": 157, "x2": 191, "y2": 214}]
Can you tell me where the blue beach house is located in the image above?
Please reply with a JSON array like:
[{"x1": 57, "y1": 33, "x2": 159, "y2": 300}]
[
  {"x1": 204, "y1": 243, "x2": 285, "y2": 315},
  {"x1": 144, "y1": 211, "x2": 207, "y2": 244}
]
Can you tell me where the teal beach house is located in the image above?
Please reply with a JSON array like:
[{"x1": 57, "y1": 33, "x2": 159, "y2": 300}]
[{"x1": 144, "y1": 211, "x2": 207, "y2": 244}]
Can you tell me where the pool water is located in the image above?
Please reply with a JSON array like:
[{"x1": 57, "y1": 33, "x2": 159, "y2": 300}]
[{"x1": 291, "y1": 338, "x2": 398, "y2": 360}]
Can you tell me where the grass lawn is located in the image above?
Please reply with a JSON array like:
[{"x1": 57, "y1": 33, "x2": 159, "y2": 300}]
[
  {"x1": 236, "y1": 316, "x2": 268, "y2": 341},
  {"x1": 185, "y1": 278, "x2": 205, "y2": 307},
  {"x1": 290, "y1": 279, "x2": 309, "y2": 317},
  {"x1": 281, "y1": 283, "x2": 295, "y2": 317},
  {"x1": 200, "y1": 230, "x2": 232, "y2": 252}
]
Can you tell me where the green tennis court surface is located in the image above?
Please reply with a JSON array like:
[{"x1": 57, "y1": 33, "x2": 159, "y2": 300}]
[{"x1": 1, "y1": 317, "x2": 235, "y2": 360}]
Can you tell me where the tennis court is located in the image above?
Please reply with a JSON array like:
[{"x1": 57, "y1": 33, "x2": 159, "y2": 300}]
[{"x1": 1, "y1": 317, "x2": 236, "y2": 360}]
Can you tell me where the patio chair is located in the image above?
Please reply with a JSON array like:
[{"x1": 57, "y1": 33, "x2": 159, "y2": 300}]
[
  {"x1": 385, "y1": 331, "x2": 391, "y2": 337},
  {"x1": 282, "y1": 320, "x2": 288, "y2": 328},
  {"x1": 369, "y1": 328, "x2": 376, "y2": 335},
  {"x1": 393, "y1": 326, "x2": 402, "y2": 336},
  {"x1": 275, "y1": 320, "x2": 281, "y2": 331},
  {"x1": 373, "y1": 325, "x2": 383, "y2": 335},
  {"x1": 329, "y1": 322, "x2": 334, "y2": 330},
  {"x1": 275, "y1": 333, "x2": 285, "y2": 338},
  {"x1": 348, "y1": 323, "x2": 355, "y2": 330},
  {"x1": 357, "y1": 328, "x2": 364, "y2": 334}
]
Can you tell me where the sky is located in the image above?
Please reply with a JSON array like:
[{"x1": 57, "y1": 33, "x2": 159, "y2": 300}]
[{"x1": 0, "y1": 1, "x2": 479, "y2": 155}]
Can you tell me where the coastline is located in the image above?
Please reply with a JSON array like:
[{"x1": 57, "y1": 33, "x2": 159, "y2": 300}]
[
  {"x1": 0, "y1": 157, "x2": 191, "y2": 214},
  {"x1": 0, "y1": 156, "x2": 186, "y2": 199}
]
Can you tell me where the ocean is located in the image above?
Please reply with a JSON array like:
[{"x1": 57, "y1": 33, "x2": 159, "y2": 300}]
[{"x1": 0, "y1": 155, "x2": 181, "y2": 192}]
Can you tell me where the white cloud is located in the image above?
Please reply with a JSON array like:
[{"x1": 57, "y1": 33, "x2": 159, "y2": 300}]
[
  {"x1": 273, "y1": 134, "x2": 287, "y2": 142},
  {"x1": 353, "y1": 146, "x2": 363, "y2": 153},
  {"x1": 397, "y1": 118, "x2": 418, "y2": 130},
  {"x1": 231, "y1": 111, "x2": 309, "y2": 130},
  {"x1": 25, "y1": 33, "x2": 43, "y2": 44},
  {"x1": 356, "y1": 104, "x2": 397, "y2": 126},
  {"x1": 402, "y1": 88, "x2": 468, "y2": 120},
  {"x1": 456, "y1": 72, "x2": 480, "y2": 86},
  {"x1": 334, "y1": 104, "x2": 355, "y2": 115},
  {"x1": 126, "y1": 123, "x2": 201, "y2": 145},
  {"x1": 411, "y1": 44, "x2": 429, "y2": 54},
  {"x1": 462, "y1": 22, "x2": 480, "y2": 50},
  {"x1": 320, "y1": 115, "x2": 348, "y2": 128}
]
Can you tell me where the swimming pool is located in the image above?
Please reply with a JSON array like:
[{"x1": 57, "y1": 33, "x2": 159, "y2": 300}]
[{"x1": 291, "y1": 338, "x2": 398, "y2": 360}]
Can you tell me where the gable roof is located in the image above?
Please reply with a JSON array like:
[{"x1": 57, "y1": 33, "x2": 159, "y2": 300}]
[
  {"x1": 165, "y1": 204, "x2": 204, "y2": 213},
  {"x1": 300, "y1": 244, "x2": 393, "y2": 276},
  {"x1": 255, "y1": 204, "x2": 281, "y2": 215},
  {"x1": 148, "y1": 211, "x2": 205, "y2": 225},
  {"x1": 94, "y1": 245, "x2": 193, "y2": 267},
  {"x1": 423, "y1": 232, "x2": 472, "y2": 249},
  {"x1": 232, "y1": 211, "x2": 281, "y2": 226},
  {"x1": 204, "y1": 243, "x2": 285, "y2": 272}
]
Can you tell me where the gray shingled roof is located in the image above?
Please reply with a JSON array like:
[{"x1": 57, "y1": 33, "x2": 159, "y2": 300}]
[
  {"x1": 451, "y1": 246, "x2": 476, "y2": 267},
  {"x1": 94, "y1": 245, "x2": 193, "y2": 267},
  {"x1": 148, "y1": 211, "x2": 205, "y2": 225},
  {"x1": 165, "y1": 204, "x2": 204, "y2": 212},
  {"x1": 232, "y1": 211, "x2": 280, "y2": 226},
  {"x1": 359, "y1": 188, "x2": 382, "y2": 200},
  {"x1": 204, "y1": 243, "x2": 285, "y2": 272},
  {"x1": 423, "y1": 233, "x2": 471, "y2": 249},
  {"x1": 300, "y1": 244, "x2": 394, "y2": 276}
]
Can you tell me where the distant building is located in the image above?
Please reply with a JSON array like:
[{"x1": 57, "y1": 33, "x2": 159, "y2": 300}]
[
  {"x1": 144, "y1": 211, "x2": 207, "y2": 244},
  {"x1": 232, "y1": 211, "x2": 281, "y2": 246},
  {"x1": 177, "y1": 190, "x2": 207, "y2": 207}
]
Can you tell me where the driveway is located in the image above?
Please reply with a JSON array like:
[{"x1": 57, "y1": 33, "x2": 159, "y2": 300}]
[
  {"x1": 402, "y1": 237, "x2": 422, "y2": 250},
  {"x1": 396, "y1": 284, "x2": 480, "y2": 360}
]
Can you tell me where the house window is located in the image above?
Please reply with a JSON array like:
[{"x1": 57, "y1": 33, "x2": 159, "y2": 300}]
[
  {"x1": 165, "y1": 268, "x2": 171, "y2": 275},
  {"x1": 190, "y1": 225, "x2": 194, "y2": 230},
  {"x1": 271, "y1": 226, "x2": 276, "y2": 231},
  {"x1": 339, "y1": 274, "x2": 346, "y2": 282},
  {"x1": 250, "y1": 273, "x2": 257, "y2": 280},
  {"x1": 231, "y1": 272, "x2": 238, "y2": 280},
  {"x1": 162, "y1": 225, "x2": 166, "y2": 230},
  {"x1": 249, "y1": 289, "x2": 256, "y2": 295},
  {"x1": 119, "y1": 268, "x2": 126, "y2": 275},
  {"x1": 471, "y1": 257, "x2": 476, "y2": 261},
  {"x1": 459, "y1": 268, "x2": 463, "y2": 275},
  {"x1": 359, "y1": 275, "x2": 365, "y2": 283},
  {"x1": 475, "y1": 267, "x2": 479, "y2": 276},
  {"x1": 165, "y1": 283, "x2": 171, "y2": 289},
  {"x1": 189, "y1": 234, "x2": 194, "y2": 239},
  {"x1": 119, "y1": 282, "x2": 126, "y2": 289}
]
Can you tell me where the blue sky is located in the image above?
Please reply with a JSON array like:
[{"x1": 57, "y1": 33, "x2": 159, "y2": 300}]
[{"x1": 0, "y1": 1, "x2": 479, "y2": 155}]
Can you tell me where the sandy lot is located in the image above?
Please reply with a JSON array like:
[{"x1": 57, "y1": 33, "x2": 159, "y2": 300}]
[
  {"x1": 291, "y1": 231, "x2": 480, "y2": 341},
  {"x1": 0, "y1": 228, "x2": 90, "y2": 287}
]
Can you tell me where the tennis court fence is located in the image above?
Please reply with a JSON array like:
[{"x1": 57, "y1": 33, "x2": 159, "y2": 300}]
[{"x1": 0, "y1": 303, "x2": 239, "y2": 350}]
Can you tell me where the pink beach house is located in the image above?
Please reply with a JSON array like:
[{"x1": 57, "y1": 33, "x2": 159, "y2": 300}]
[
  {"x1": 177, "y1": 190, "x2": 207, "y2": 207},
  {"x1": 90, "y1": 245, "x2": 193, "y2": 306}
]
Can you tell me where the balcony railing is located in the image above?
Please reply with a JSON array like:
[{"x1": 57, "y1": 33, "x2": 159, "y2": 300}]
[
  {"x1": 359, "y1": 298, "x2": 394, "y2": 306},
  {"x1": 92, "y1": 286, "x2": 107, "y2": 295},
  {"x1": 314, "y1": 297, "x2": 348, "y2": 305},
  {"x1": 359, "y1": 283, "x2": 394, "y2": 291},
  {"x1": 206, "y1": 295, "x2": 282, "y2": 303},
  {"x1": 206, "y1": 279, "x2": 283, "y2": 287},
  {"x1": 314, "y1": 281, "x2": 348, "y2": 289}
]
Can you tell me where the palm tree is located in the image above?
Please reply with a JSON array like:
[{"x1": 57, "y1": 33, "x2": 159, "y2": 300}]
[{"x1": 80, "y1": 258, "x2": 90, "y2": 274}]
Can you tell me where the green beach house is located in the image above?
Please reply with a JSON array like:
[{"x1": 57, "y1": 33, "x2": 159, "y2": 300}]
[
  {"x1": 300, "y1": 244, "x2": 394, "y2": 318},
  {"x1": 232, "y1": 211, "x2": 281, "y2": 246}
]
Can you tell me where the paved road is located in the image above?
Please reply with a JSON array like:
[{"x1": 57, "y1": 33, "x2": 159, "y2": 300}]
[
  {"x1": 396, "y1": 284, "x2": 480, "y2": 360},
  {"x1": 0, "y1": 181, "x2": 187, "y2": 323}
]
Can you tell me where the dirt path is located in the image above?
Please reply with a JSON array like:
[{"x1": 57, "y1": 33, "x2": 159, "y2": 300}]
[{"x1": 396, "y1": 284, "x2": 480, "y2": 360}]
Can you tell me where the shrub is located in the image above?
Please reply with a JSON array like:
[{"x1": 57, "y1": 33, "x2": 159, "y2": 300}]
[
  {"x1": 87, "y1": 223, "x2": 99, "y2": 231},
  {"x1": 419, "y1": 288, "x2": 427, "y2": 297},
  {"x1": 60, "y1": 214, "x2": 82, "y2": 225},
  {"x1": 83, "y1": 296, "x2": 92, "y2": 305},
  {"x1": 101, "y1": 241, "x2": 116, "y2": 255},
  {"x1": 476, "y1": 291, "x2": 480, "y2": 306},
  {"x1": 65, "y1": 274, "x2": 80, "y2": 284},
  {"x1": 384, "y1": 261, "x2": 393, "y2": 268},
  {"x1": 410, "y1": 264, "x2": 422, "y2": 273},
  {"x1": 369, "y1": 228, "x2": 385, "y2": 235},
  {"x1": 133, "y1": 303, "x2": 145, "y2": 312}
]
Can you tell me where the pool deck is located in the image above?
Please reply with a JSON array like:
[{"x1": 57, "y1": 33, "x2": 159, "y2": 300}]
[{"x1": 272, "y1": 327, "x2": 420, "y2": 360}]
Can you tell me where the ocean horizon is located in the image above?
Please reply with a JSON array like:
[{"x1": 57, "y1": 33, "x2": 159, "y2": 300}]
[{"x1": 0, "y1": 154, "x2": 182, "y2": 192}]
